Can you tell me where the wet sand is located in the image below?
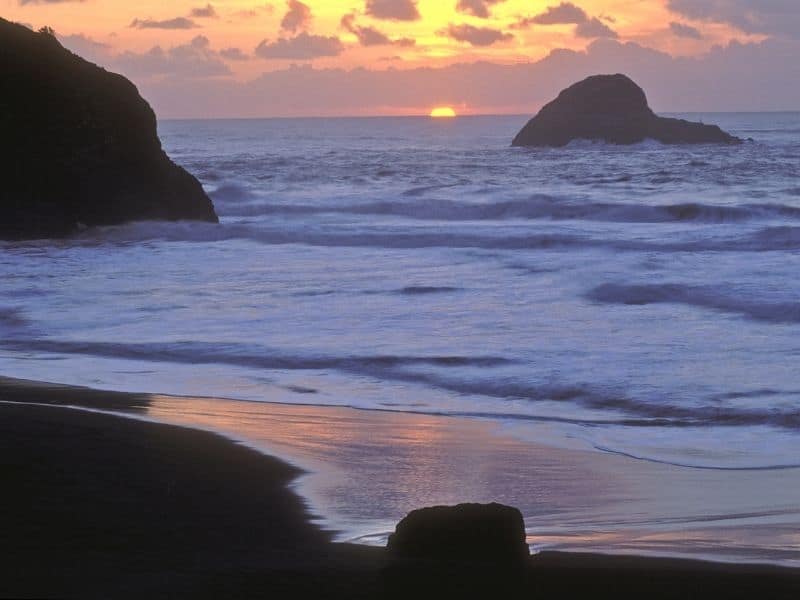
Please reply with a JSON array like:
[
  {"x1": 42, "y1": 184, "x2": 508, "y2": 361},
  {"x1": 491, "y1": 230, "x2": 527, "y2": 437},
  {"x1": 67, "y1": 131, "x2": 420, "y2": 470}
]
[
  {"x1": 124, "y1": 391, "x2": 800, "y2": 565},
  {"x1": 1, "y1": 377, "x2": 799, "y2": 598}
]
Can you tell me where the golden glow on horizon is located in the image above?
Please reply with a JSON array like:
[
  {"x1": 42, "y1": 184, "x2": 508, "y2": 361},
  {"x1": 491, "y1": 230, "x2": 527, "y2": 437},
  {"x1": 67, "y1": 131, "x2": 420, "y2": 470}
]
[{"x1": 430, "y1": 107, "x2": 457, "y2": 118}]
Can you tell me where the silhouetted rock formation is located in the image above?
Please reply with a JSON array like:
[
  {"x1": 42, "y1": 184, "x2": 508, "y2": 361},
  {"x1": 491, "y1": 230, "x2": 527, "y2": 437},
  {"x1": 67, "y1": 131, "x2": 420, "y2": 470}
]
[
  {"x1": 387, "y1": 503, "x2": 530, "y2": 564},
  {"x1": 512, "y1": 74, "x2": 741, "y2": 147},
  {"x1": 0, "y1": 19, "x2": 218, "y2": 240}
]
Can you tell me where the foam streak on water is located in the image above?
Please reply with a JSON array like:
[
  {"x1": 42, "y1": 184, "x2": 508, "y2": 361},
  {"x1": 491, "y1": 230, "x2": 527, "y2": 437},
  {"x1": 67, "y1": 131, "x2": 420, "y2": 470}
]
[{"x1": 2, "y1": 113, "x2": 800, "y2": 472}]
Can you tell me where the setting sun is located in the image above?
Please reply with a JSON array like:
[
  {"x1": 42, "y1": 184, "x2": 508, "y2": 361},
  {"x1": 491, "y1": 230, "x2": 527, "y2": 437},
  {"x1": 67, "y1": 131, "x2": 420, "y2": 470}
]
[{"x1": 430, "y1": 107, "x2": 457, "y2": 118}]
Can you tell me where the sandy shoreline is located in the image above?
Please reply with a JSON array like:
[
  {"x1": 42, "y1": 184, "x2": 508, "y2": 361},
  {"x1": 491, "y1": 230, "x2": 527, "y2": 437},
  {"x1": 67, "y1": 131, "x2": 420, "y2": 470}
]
[
  {"x1": 136, "y1": 394, "x2": 800, "y2": 564},
  {"x1": 3, "y1": 376, "x2": 800, "y2": 565},
  {"x1": 1, "y1": 376, "x2": 800, "y2": 597}
]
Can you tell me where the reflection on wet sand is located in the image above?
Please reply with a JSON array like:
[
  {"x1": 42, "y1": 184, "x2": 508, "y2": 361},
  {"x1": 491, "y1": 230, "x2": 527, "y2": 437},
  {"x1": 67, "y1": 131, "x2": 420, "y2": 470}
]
[{"x1": 145, "y1": 395, "x2": 800, "y2": 566}]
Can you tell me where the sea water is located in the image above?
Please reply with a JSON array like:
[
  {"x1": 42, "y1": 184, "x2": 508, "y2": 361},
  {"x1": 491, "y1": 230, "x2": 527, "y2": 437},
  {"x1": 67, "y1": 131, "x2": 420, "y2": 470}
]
[{"x1": 2, "y1": 113, "x2": 800, "y2": 473}]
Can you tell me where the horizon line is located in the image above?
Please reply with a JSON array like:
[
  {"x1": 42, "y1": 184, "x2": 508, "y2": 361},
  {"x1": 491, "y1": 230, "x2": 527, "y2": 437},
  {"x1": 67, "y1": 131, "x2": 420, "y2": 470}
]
[{"x1": 159, "y1": 110, "x2": 800, "y2": 122}]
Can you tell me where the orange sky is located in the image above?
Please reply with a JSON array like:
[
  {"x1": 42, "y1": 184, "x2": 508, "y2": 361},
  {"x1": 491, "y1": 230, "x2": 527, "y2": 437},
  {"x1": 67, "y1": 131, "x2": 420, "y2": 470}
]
[
  {"x1": 6, "y1": 0, "x2": 752, "y2": 74},
  {"x1": 6, "y1": 1, "x2": 794, "y2": 117}
]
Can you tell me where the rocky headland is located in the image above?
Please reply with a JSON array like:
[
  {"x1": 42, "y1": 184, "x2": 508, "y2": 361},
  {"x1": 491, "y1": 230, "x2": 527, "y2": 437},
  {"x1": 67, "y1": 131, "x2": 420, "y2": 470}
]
[{"x1": 0, "y1": 19, "x2": 217, "y2": 240}]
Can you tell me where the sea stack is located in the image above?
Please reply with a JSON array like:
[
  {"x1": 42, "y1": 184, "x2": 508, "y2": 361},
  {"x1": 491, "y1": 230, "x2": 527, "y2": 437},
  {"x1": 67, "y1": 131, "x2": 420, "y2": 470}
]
[
  {"x1": 0, "y1": 19, "x2": 218, "y2": 240},
  {"x1": 512, "y1": 74, "x2": 741, "y2": 147}
]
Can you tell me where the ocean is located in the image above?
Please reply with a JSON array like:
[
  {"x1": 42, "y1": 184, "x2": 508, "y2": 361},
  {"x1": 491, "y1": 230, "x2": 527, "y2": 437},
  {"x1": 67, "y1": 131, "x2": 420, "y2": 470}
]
[{"x1": 2, "y1": 113, "x2": 800, "y2": 559}]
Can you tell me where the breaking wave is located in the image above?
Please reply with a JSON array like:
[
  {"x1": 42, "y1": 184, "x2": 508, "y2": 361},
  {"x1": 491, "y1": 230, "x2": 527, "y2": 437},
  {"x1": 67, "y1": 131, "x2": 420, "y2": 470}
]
[
  {"x1": 587, "y1": 283, "x2": 800, "y2": 324},
  {"x1": 0, "y1": 338, "x2": 511, "y2": 375},
  {"x1": 57, "y1": 221, "x2": 800, "y2": 254},
  {"x1": 212, "y1": 189, "x2": 800, "y2": 225},
  {"x1": 4, "y1": 338, "x2": 800, "y2": 431}
]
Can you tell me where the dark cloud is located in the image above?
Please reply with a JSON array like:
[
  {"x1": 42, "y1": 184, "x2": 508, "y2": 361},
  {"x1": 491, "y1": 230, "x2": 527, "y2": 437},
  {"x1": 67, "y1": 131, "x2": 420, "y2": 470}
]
[
  {"x1": 115, "y1": 35, "x2": 231, "y2": 78},
  {"x1": 365, "y1": 0, "x2": 420, "y2": 21},
  {"x1": 59, "y1": 32, "x2": 245, "y2": 76},
  {"x1": 528, "y1": 2, "x2": 588, "y2": 25},
  {"x1": 130, "y1": 17, "x2": 199, "y2": 30},
  {"x1": 281, "y1": 0, "x2": 312, "y2": 33},
  {"x1": 575, "y1": 17, "x2": 618, "y2": 39},
  {"x1": 513, "y1": 2, "x2": 617, "y2": 38},
  {"x1": 255, "y1": 32, "x2": 344, "y2": 59},
  {"x1": 235, "y1": 4, "x2": 275, "y2": 18},
  {"x1": 220, "y1": 47, "x2": 250, "y2": 60},
  {"x1": 341, "y1": 13, "x2": 415, "y2": 46},
  {"x1": 443, "y1": 23, "x2": 513, "y2": 46},
  {"x1": 190, "y1": 4, "x2": 218, "y2": 19},
  {"x1": 667, "y1": 0, "x2": 800, "y2": 38},
  {"x1": 670, "y1": 21, "x2": 703, "y2": 39},
  {"x1": 58, "y1": 33, "x2": 110, "y2": 63},
  {"x1": 455, "y1": 0, "x2": 506, "y2": 19}
]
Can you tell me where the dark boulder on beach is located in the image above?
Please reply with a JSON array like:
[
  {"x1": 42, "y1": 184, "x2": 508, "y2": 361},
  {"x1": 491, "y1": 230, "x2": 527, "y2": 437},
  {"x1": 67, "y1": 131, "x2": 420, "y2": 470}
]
[
  {"x1": 512, "y1": 74, "x2": 741, "y2": 147},
  {"x1": 387, "y1": 503, "x2": 530, "y2": 564},
  {"x1": 0, "y1": 19, "x2": 218, "y2": 240}
]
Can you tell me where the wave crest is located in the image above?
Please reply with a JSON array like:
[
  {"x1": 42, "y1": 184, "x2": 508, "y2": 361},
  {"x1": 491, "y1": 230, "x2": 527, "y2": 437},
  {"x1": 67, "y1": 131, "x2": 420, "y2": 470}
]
[
  {"x1": 211, "y1": 193, "x2": 800, "y2": 225},
  {"x1": 4, "y1": 338, "x2": 800, "y2": 431},
  {"x1": 587, "y1": 283, "x2": 800, "y2": 324}
]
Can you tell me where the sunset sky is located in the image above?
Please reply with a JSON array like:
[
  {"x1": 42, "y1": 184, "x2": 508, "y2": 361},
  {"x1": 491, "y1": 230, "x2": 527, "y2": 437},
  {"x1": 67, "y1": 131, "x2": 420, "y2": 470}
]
[{"x1": 7, "y1": 1, "x2": 800, "y2": 117}]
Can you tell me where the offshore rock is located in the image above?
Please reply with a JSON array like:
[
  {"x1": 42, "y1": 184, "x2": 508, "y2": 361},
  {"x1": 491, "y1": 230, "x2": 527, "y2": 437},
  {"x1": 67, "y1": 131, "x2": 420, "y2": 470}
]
[
  {"x1": 512, "y1": 74, "x2": 741, "y2": 148},
  {"x1": 0, "y1": 19, "x2": 218, "y2": 239}
]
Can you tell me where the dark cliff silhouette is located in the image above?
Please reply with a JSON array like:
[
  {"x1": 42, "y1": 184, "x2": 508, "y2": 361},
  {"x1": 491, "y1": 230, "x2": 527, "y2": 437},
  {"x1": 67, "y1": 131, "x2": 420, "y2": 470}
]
[
  {"x1": 512, "y1": 74, "x2": 741, "y2": 147},
  {"x1": 0, "y1": 19, "x2": 218, "y2": 240}
]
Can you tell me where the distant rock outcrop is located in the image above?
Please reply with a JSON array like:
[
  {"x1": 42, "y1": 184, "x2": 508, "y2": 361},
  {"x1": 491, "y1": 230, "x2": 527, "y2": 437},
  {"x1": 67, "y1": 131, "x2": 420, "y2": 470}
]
[
  {"x1": 0, "y1": 19, "x2": 218, "y2": 240},
  {"x1": 387, "y1": 503, "x2": 530, "y2": 564},
  {"x1": 512, "y1": 74, "x2": 741, "y2": 148}
]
